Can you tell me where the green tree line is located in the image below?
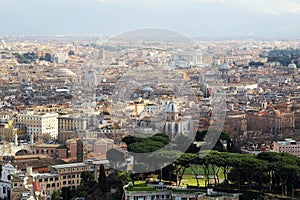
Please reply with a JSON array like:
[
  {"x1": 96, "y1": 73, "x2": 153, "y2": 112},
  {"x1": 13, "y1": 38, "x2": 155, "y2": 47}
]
[{"x1": 267, "y1": 48, "x2": 300, "y2": 67}]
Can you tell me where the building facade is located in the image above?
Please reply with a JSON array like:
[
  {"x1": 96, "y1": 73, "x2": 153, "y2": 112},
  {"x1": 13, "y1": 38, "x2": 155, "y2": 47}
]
[
  {"x1": 273, "y1": 138, "x2": 300, "y2": 157},
  {"x1": 16, "y1": 111, "x2": 59, "y2": 140},
  {"x1": 0, "y1": 163, "x2": 17, "y2": 199},
  {"x1": 58, "y1": 115, "x2": 87, "y2": 132}
]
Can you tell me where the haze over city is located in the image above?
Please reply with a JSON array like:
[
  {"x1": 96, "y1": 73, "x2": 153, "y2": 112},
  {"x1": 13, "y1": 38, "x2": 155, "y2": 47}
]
[
  {"x1": 2, "y1": 1, "x2": 300, "y2": 200},
  {"x1": 1, "y1": 0, "x2": 300, "y2": 38}
]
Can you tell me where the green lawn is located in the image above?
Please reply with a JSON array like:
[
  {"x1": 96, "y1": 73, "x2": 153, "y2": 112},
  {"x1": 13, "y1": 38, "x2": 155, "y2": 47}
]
[
  {"x1": 128, "y1": 183, "x2": 156, "y2": 191},
  {"x1": 181, "y1": 167, "x2": 225, "y2": 187}
]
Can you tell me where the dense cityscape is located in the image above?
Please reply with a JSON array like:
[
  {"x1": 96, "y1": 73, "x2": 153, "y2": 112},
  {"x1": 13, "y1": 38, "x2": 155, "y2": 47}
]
[
  {"x1": 0, "y1": 33, "x2": 300, "y2": 200},
  {"x1": 2, "y1": 0, "x2": 300, "y2": 200}
]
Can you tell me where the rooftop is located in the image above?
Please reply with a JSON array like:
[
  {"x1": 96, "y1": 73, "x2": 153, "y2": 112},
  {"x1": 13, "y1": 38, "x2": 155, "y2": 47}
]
[{"x1": 50, "y1": 162, "x2": 87, "y2": 169}]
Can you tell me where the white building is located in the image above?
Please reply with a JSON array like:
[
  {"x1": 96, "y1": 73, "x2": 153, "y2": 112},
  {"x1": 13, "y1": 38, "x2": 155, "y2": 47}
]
[
  {"x1": 169, "y1": 47, "x2": 203, "y2": 68},
  {"x1": 53, "y1": 52, "x2": 68, "y2": 64},
  {"x1": 0, "y1": 163, "x2": 17, "y2": 199},
  {"x1": 16, "y1": 111, "x2": 59, "y2": 140},
  {"x1": 273, "y1": 138, "x2": 300, "y2": 157}
]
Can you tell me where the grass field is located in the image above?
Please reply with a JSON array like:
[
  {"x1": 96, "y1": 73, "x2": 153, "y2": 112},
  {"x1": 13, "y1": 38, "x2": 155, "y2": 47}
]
[{"x1": 181, "y1": 167, "x2": 225, "y2": 187}]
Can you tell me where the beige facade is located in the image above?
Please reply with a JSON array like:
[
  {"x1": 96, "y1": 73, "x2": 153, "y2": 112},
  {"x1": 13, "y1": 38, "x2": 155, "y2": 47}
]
[
  {"x1": 36, "y1": 161, "x2": 109, "y2": 197},
  {"x1": 33, "y1": 144, "x2": 68, "y2": 159},
  {"x1": 246, "y1": 112, "x2": 294, "y2": 134},
  {"x1": 58, "y1": 115, "x2": 87, "y2": 132},
  {"x1": 16, "y1": 111, "x2": 58, "y2": 140},
  {"x1": 11, "y1": 175, "x2": 33, "y2": 200},
  {"x1": 223, "y1": 113, "x2": 247, "y2": 138},
  {"x1": 273, "y1": 139, "x2": 300, "y2": 157},
  {"x1": 0, "y1": 119, "x2": 15, "y2": 141}
]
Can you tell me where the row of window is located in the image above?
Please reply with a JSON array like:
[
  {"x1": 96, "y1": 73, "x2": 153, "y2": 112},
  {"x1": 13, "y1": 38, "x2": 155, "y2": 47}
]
[
  {"x1": 279, "y1": 146, "x2": 300, "y2": 149},
  {"x1": 128, "y1": 195, "x2": 172, "y2": 200},
  {"x1": 44, "y1": 180, "x2": 80, "y2": 189},
  {"x1": 58, "y1": 167, "x2": 87, "y2": 173},
  {"x1": 36, "y1": 149, "x2": 56, "y2": 154}
]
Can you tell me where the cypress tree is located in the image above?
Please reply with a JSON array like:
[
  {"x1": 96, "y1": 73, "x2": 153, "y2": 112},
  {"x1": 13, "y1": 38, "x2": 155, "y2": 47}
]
[{"x1": 98, "y1": 164, "x2": 107, "y2": 192}]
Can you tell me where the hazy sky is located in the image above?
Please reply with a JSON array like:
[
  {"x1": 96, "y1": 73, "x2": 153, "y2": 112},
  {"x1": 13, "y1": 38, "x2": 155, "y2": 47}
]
[{"x1": 1, "y1": 0, "x2": 300, "y2": 38}]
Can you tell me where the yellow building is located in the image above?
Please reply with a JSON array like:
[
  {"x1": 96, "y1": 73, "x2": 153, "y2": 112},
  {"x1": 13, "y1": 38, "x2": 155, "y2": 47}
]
[
  {"x1": 58, "y1": 115, "x2": 87, "y2": 132},
  {"x1": 0, "y1": 119, "x2": 16, "y2": 141}
]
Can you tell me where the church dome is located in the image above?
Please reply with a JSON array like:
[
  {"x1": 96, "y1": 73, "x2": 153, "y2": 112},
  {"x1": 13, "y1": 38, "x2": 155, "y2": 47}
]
[
  {"x1": 166, "y1": 101, "x2": 179, "y2": 113},
  {"x1": 54, "y1": 68, "x2": 76, "y2": 77},
  {"x1": 220, "y1": 62, "x2": 230, "y2": 70},
  {"x1": 288, "y1": 63, "x2": 297, "y2": 69}
]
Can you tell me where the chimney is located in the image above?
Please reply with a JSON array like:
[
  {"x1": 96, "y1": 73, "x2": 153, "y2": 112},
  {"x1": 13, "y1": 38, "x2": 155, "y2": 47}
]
[
  {"x1": 135, "y1": 104, "x2": 138, "y2": 114},
  {"x1": 28, "y1": 176, "x2": 33, "y2": 185},
  {"x1": 26, "y1": 165, "x2": 32, "y2": 176}
]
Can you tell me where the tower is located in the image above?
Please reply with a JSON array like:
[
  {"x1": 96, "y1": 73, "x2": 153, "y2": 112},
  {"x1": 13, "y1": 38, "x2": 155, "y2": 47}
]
[
  {"x1": 99, "y1": 48, "x2": 105, "y2": 60},
  {"x1": 194, "y1": 46, "x2": 203, "y2": 67},
  {"x1": 76, "y1": 139, "x2": 84, "y2": 162},
  {"x1": 165, "y1": 101, "x2": 181, "y2": 139},
  {"x1": 166, "y1": 101, "x2": 179, "y2": 122}
]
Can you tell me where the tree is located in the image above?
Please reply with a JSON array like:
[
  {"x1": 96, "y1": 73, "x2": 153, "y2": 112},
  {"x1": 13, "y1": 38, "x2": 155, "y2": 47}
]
[
  {"x1": 272, "y1": 153, "x2": 300, "y2": 196},
  {"x1": 257, "y1": 152, "x2": 281, "y2": 192},
  {"x1": 239, "y1": 156, "x2": 267, "y2": 190},
  {"x1": 74, "y1": 171, "x2": 95, "y2": 197},
  {"x1": 133, "y1": 162, "x2": 149, "y2": 180},
  {"x1": 106, "y1": 148, "x2": 125, "y2": 169},
  {"x1": 81, "y1": 171, "x2": 95, "y2": 187},
  {"x1": 61, "y1": 187, "x2": 73, "y2": 200},
  {"x1": 123, "y1": 133, "x2": 170, "y2": 153},
  {"x1": 206, "y1": 151, "x2": 224, "y2": 185},
  {"x1": 145, "y1": 150, "x2": 182, "y2": 181},
  {"x1": 189, "y1": 157, "x2": 203, "y2": 187},
  {"x1": 51, "y1": 190, "x2": 61, "y2": 200},
  {"x1": 173, "y1": 153, "x2": 197, "y2": 186},
  {"x1": 99, "y1": 164, "x2": 107, "y2": 193}
]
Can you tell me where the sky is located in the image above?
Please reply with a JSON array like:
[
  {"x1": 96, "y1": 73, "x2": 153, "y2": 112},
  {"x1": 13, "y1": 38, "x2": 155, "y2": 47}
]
[{"x1": 1, "y1": 0, "x2": 300, "y2": 38}]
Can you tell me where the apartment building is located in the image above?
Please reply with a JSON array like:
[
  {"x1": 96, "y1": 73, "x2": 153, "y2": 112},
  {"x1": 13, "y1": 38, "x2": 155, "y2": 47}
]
[
  {"x1": 16, "y1": 111, "x2": 59, "y2": 140},
  {"x1": 58, "y1": 115, "x2": 87, "y2": 132},
  {"x1": 273, "y1": 138, "x2": 300, "y2": 157},
  {"x1": 37, "y1": 161, "x2": 109, "y2": 197},
  {"x1": 33, "y1": 144, "x2": 68, "y2": 159}
]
